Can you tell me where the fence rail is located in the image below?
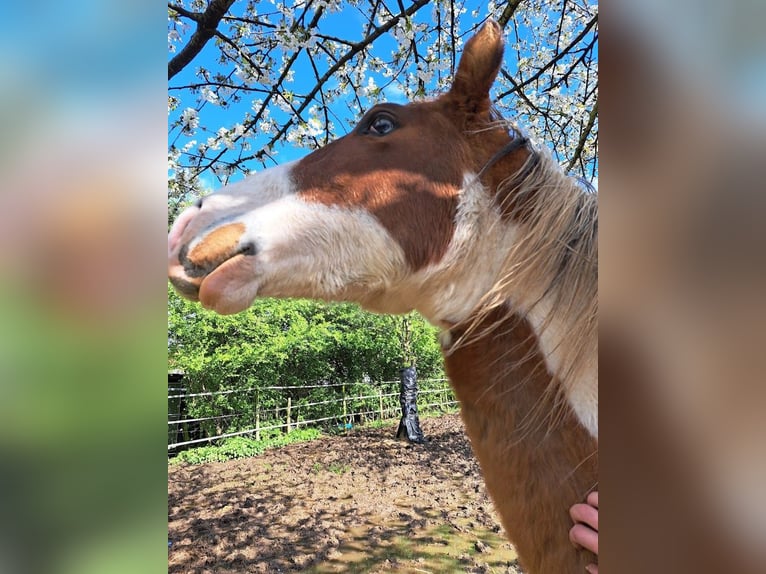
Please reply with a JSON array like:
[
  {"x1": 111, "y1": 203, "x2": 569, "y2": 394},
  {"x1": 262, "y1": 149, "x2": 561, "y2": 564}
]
[{"x1": 168, "y1": 378, "x2": 457, "y2": 452}]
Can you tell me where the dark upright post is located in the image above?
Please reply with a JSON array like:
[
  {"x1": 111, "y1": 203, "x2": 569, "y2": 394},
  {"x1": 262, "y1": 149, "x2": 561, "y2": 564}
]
[{"x1": 395, "y1": 366, "x2": 426, "y2": 443}]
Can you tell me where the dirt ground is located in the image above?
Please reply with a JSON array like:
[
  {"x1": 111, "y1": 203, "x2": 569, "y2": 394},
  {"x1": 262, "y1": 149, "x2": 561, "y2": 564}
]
[{"x1": 168, "y1": 414, "x2": 524, "y2": 573}]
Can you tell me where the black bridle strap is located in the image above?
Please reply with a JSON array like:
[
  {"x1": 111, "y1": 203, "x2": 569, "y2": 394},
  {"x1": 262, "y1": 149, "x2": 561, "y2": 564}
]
[{"x1": 476, "y1": 136, "x2": 530, "y2": 179}]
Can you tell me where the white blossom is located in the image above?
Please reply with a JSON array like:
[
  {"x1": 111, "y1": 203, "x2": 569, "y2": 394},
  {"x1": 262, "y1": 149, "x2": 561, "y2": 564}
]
[
  {"x1": 217, "y1": 127, "x2": 235, "y2": 150},
  {"x1": 306, "y1": 117, "x2": 323, "y2": 138},
  {"x1": 180, "y1": 108, "x2": 199, "y2": 135},
  {"x1": 168, "y1": 29, "x2": 181, "y2": 53},
  {"x1": 362, "y1": 76, "x2": 378, "y2": 97},
  {"x1": 416, "y1": 67, "x2": 433, "y2": 85},
  {"x1": 232, "y1": 123, "x2": 246, "y2": 138},
  {"x1": 200, "y1": 87, "x2": 219, "y2": 105}
]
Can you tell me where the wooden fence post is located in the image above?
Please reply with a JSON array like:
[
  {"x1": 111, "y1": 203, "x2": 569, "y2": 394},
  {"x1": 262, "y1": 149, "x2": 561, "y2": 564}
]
[
  {"x1": 379, "y1": 388, "x2": 384, "y2": 421},
  {"x1": 255, "y1": 388, "x2": 261, "y2": 441},
  {"x1": 342, "y1": 383, "x2": 347, "y2": 425},
  {"x1": 287, "y1": 396, "x2": 292, "y2": 432}
]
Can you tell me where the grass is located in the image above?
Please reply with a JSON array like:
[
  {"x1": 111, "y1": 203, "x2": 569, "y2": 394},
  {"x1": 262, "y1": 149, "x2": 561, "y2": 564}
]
[
  {"x1": 170, "y1": 427, "x2": 323, "y2": 465},
  {"x1": 328, "y1": 462, "x2": 350, "y2": 475}
]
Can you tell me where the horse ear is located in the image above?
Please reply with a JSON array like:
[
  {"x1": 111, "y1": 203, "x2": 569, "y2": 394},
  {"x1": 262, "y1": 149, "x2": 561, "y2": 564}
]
[{"x1": 448, "y1": 20, "x2": 504, "y2": 117}]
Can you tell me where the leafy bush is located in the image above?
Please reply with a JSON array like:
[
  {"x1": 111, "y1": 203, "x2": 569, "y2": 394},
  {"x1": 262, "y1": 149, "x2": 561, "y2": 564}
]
[
  {"x1": 168, "y1": 287, "x2": 446, "y2": 442},
  {"x1": 171, "y1": 428, "x2": 323, "y2": 465},
  {"x1": 169, "y1": 289, "x2": 443, "y2": 386}
]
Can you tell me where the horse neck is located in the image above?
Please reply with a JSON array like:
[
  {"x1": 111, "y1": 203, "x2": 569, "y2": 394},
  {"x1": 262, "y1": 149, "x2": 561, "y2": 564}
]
[
  {"x1": 443, "y1": 306, "x2": 598, "y2": 574},
  {"x1": 485, "y1": 154, "x2": 599, "y2": 436}
]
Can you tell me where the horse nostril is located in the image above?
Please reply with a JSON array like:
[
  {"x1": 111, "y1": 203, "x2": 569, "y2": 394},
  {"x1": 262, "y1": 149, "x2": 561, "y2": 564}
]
[
  {"x1": 239, "y1": 242, "x2": 257, "y2": 256},
  {"x1": 177, "y1": 244, "x2": 206, "y2": 277},
  {"x1": 178, "y1": 244, "x2": 189, "y2": 266}
]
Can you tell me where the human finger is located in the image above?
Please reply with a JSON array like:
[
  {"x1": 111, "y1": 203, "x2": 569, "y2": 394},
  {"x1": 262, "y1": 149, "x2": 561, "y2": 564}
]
[
  {"x1": 570, "y1": 523, "x2": 599, "y2": 554},
  {"x1": 570, "y1": 501, "x2": 599, "y2": 531}
]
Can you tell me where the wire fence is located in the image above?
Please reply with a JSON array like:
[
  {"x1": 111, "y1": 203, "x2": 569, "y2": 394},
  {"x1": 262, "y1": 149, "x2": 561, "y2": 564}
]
[{"x1": 168, "y1": 378, "x2": 458, "y2": 452}]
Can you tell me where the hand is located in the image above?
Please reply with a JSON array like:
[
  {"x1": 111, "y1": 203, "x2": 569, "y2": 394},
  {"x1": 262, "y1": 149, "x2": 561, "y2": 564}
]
[{"x1": 569, "y1": 491, "x2": 598, "y2": 574}]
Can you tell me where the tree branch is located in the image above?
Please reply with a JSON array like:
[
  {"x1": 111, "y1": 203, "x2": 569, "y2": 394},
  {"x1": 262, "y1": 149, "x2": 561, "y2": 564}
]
[
  {"x1": 566, "y1": 99, "x2": 597, "y2": 173},
  {"x1": 168, "y1": 3, "x2": 200, "y2": 22},
  {"x1": 260, "y1": 0, "x2": 430, "y2": 147},
  {"x1": 212, "y1": 29, "x2": 264, "y2": 80},
  {"x1": 548, "y1": 34, "x2": 597, "y2": 91},
  {"x1": 169, "y1": 81, "x2": 270, "y2": 93},
  {"x1": 168, "y1": 0, "x2": 236, "y2": 80},
  {"x1": 221, "y1": 14, "x2": 276, "y2": 29},
  {"x1": 224, "y1": 0, "x2": 432, "y2": 171},
  {"x1": 496, "y1": 0, "x2": 524, "y2": 29},
  {"x1": 197, "y1": 6, "x2": 328, "y2": 172},
  {"x1": 498, "y1": 68, "x2": 543, "y2": 118},
  {"x1": 497, "y1": 13, "x2": 597, "y2": 99}
]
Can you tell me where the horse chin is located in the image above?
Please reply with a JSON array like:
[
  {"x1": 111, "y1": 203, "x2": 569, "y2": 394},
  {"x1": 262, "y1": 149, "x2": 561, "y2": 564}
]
[
  {"x1": 198, "y1": 253, "x2": 259, "y2": 315},
  {"x1": 168, "y1": 273, "x2": 201, "y2": 302}
]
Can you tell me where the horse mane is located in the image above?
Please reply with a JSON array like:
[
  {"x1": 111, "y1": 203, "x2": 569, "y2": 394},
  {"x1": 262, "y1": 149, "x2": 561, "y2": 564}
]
[{"x1": 450, "y1": 125, "x2": 598, "y2": 432}]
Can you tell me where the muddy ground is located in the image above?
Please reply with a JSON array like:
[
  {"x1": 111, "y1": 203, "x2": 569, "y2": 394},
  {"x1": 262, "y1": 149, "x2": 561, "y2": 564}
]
[{"x1": 169, "y1": 414, "x2": 523, "y2": 573}]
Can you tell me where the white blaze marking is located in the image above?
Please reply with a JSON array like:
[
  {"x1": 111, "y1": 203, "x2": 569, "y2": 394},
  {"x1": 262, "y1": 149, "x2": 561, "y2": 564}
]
[{"x1": 185, "y1": 161, "x2": 409, "y2": 312}]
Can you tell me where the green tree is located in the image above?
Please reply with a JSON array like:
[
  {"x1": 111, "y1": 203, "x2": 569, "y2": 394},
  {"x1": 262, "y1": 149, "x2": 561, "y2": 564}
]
[{"x1": 168, "y1": 287, "x2": 444, "y2": 436}]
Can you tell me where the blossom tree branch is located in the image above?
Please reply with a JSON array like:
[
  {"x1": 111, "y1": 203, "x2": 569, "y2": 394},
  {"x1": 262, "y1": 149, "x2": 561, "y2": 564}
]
[
  {"x1": 567, "y1": 99, "x2": 598, "y2": 173},
  {"x1": 497, "y1": 0, "x2": 524, "y2": 28},
  {"x1": 498, "y1": 13, "x2": 597, "y2": 99},
  {"x1": 167, "y1": 1, "x2": 598, "y2": 194},
  {"x1": 168, "y1": 0, "x2": 236, "y2": 80},
  {"x1": 201, "y1": 0, "x2": 432, "y2": 174}
]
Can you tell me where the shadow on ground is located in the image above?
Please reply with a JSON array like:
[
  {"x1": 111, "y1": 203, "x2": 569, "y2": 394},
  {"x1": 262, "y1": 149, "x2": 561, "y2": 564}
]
[{"x1": 168, "y1": 414, "x2": 523, "y2": 573}]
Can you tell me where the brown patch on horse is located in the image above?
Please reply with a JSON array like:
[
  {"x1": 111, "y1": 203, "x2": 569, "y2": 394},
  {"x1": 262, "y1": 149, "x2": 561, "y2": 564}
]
[
  {"x1": 294, "y1": 102, "x2": 469, "y2": 270},
  {"x1": 445, "y1": 307, "x2": 598, "y2": 574},
  {"x1": 184, "y1": 222, "x2": 246, "y2": 274},
  {"x1": 295, "y1": 21, "x2": 538, "y2": 261}
]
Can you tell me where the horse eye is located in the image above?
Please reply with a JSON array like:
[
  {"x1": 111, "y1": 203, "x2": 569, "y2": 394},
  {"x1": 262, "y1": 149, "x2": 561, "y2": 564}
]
[{"x1": 367, "y1": 114, "x2": 396, "y2": 136}]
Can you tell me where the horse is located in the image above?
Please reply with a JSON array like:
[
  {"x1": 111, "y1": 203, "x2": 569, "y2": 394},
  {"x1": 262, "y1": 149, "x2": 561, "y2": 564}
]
[{"x1": 168, "y1": 20, "x2": 598, "y2": 574}]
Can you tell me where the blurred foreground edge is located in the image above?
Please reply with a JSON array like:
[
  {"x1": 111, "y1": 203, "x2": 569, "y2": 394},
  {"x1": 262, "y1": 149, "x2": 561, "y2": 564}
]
[{"x1": 600, "y1": 3, "x2": 766, "y2": 573}]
